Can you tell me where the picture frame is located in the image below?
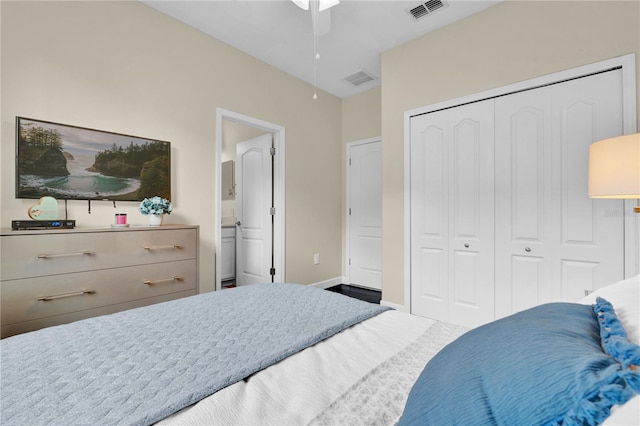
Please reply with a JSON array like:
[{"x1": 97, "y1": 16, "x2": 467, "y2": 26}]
[{"x1": 15, "y1": 117, "x2": 171, "y2": 202}]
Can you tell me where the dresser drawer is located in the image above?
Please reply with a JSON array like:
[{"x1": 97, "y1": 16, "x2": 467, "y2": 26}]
[
  {"x1": 1, "y1": 228, "x2": 197, "y2": 280},
  {"x1": 1, "y1": 290, "x2": 197, "y2": 338},
  {"x1": 1, "y1": 259, "x2": 197, "y2": 326}
]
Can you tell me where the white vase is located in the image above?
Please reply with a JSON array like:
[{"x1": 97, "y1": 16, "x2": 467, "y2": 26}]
[{"x1": 148, "y1": 214, "x2": 164, "y2": 226}]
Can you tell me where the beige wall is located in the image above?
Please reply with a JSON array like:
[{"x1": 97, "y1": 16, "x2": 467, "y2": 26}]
[
  {"x1": 0, "y1": 0, "x2": 343, "y2": 291},
  {"x1": 221, "y1": 120, "x2": 266, "y2": 163},
  {"x1": 341, "y1": 87, "x2": 381, "y2": 143},
  {"x1": 340, "y1": 86, "x2": 382, "y2": 276},
  {"x1": 381, "y1": 1, "x2": 640, "y2": 305}
]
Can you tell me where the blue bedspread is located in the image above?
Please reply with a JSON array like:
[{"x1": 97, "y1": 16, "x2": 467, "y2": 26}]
[{"x1": 1, "y1": 283, "x2": 390, "y2": 425}]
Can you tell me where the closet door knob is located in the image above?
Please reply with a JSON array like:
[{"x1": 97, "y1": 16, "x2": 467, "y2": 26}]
[
  {"x1": 525, "y1": 247, "x2": 532, "y2": 252},
  {"x1": 464, "y1": 243, "x2": 469, "y2": 248}
]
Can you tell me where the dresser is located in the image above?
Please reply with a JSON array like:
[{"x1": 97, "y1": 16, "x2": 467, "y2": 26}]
[{"x1": 0, "y1": 225, "x2": 199, "y2": 338}]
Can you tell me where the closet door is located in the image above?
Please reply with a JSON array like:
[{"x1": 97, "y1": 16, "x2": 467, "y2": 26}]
[
  {"x1": 494, "y1": 69, "x2": 625, "y2": 318},
  {"x1": 410, "y1": 108, "x2": 449, "y2": 322},
  {"x1": 410, "y1": 100, "x2": 495, "y2": 327},
  {"x1": 495, "y1": 87, "x2": 555, "y2": 318},
  {"x1": 550, "y1": 70, "x2": 624, "y2": 301}
]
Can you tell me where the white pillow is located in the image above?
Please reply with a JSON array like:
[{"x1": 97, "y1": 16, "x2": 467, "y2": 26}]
[
  {"x1": 577, "y1": 274, "x2": 639, "y2": 344},
  {"x1": 577, "y1": 274, "x2": 640, "y2": 425}
]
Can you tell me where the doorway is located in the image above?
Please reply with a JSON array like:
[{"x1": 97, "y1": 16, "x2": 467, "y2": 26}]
[{"x1": 215, "y1": 108, "x2": 285, "y2": 291}]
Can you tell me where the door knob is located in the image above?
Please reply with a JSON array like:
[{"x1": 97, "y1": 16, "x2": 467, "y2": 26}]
[
  {"x1": 464, "y1": 243, "x2": 469, "y2": 248},
  {"x1": 525, "y1": 247, "x2": 532, "y2": 252},
  {"x1": 236, "y1": 221, "x2": 241, "y2": 226}
]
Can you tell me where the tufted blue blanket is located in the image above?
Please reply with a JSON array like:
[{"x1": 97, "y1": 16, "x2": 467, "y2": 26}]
[{"x1": 1, "y1": 283, "x2": 390, "y2": 426}]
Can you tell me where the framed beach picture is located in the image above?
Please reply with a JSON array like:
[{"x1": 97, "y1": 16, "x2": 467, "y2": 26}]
[{"x1": 15, "y1": 117, "x2": 171, "y2": 202}]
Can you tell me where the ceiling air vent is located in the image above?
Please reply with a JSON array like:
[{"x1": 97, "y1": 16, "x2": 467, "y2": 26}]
[
  {"x1": 408, "y1": 0, "x2": 447, "y2": 20},
  {"x1": 344, "y1": 69, "x2": 377, "y2": 87}
]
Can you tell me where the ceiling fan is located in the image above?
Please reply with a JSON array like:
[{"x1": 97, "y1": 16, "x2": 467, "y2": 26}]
[
  {"x1": 292, "y1": 0, "x2": 339, "y2": 36},
  {"x1": 291, "y1": 0, "x2": 340, "y2": 98}
]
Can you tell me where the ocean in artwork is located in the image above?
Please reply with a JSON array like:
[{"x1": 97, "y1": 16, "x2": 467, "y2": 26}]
[{"x1": 20, "y1": 151, "x2": 140, "y2": 199}]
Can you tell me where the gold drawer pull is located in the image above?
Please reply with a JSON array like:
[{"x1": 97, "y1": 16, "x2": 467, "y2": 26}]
[
  {"x1": 38, "y1": 290, "x2": 95, "y2": 301},
  {"x1": 143, "y1": 276, "x2": 183, "y2": 286},
  {"x1": 37, "y1": 250, "x2": 93, "y2": 259},
  {"x1": 144, "y1": 244, "x2": 182, "y2": 250}
]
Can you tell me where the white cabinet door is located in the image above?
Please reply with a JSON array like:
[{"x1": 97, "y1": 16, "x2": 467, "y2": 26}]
[
  {"x1": 494, "y1": 69, "x2": 624, "y2": 318},
  {"x1": 348, "y1": 140, "x2": 382, "y2": 290},
  {"x1": 410, "y1": 100, "x2": 495, "y2": 327}
]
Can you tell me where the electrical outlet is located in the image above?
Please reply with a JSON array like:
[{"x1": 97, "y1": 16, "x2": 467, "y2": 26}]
[{"x1": 313, "y1": 253, "x2": 320, "y2": 265}]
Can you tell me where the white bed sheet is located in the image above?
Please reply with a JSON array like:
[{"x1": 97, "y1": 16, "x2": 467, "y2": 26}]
[
  {"x1": 158, "y1": 310, "x2": 459, "y2": 425},
  {"x1": 578, "y1": 274, "x2": 640, "y2": 426}
]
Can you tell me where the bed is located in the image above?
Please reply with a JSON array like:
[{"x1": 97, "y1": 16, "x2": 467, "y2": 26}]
[{"x1": 1, "y1": 277, "x2": 639, "y2": 426}]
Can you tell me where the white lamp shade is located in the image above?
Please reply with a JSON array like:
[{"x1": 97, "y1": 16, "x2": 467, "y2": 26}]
[{"x1": 588, "y1": 133, "x2": 640, "y2": 198}]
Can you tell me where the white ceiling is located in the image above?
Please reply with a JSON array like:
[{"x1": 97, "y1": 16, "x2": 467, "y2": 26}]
[{"x1": 140, "y1": 0, "x2": 500, "y2": 99}]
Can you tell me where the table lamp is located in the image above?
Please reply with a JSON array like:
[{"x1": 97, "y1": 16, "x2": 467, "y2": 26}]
[{"x1": 588, "y1": 133, "x2": 640, "y2": 213}]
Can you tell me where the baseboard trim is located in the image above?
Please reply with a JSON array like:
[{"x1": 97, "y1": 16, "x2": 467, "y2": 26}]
[
  {"x1": 310, "y1": 276, "x2": 345, "y2": 290},
  {"x1": 381, "y1": 299, "x2": 408, "y2": 313}
]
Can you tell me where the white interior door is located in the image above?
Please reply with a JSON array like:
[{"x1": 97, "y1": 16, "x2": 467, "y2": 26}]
[
  {"x1": 236, "y1": 134, "x2": 273, "y2": 286},
  {"x1": 348, "y1": 140, "x2": 382, "y2": 290}
]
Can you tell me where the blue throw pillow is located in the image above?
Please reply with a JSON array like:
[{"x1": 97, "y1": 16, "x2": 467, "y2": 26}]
[{"x1": 399, "y1": 299, "x2": 640, "y2": 426}]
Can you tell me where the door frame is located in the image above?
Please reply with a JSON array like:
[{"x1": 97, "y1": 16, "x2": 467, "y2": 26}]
[
  {"x1": 215, "y1": 108, "x2": 285, "y2": 291},
  {"x1": 403, "y1": 54, "x2": 638, "y2": 312},
  {"x1": 345, "y1": 136, "x2": 382, "y2": 288}
]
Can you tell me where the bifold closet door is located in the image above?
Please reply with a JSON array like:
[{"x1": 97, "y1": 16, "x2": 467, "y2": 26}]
[
  {"x1": 494, "y1": 69, "x2": 625, "y2": 318},
  {"x1": 410, "y1": 100, "x2": 495, "y2": 328},
  {"x1": 494, "y1": 86, "x2": 555, "y2": 318}
]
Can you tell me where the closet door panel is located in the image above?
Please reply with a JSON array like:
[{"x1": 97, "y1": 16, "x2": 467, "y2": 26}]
[
  {"x1": 495, "y1": 87, "x2": 553, "y2": 319},
  {"x1": 561, "y1": 260, "x2": 599, "y2": 301},
  {"x1": 420, "y1": 126, "x2": 447, "y2": 236},
  {"x1": 510, "y1": 109, "x2": 545, "y2": 240},
  {"x1": 452, "y1": 119, "x2": 480, "y2": 238},
  {"x1": 452, "y1": 250, "x2": 479, "y2": 305},
  {"x1": 561, "y1": 100, "x2": 599, "y2": 244},
  {"x1": 410, "y1": 110, "x2": 449, "y2": 320},
  {"x1": 551, "y1": 69, "x2": 624, "y2": 300},
  {"x1": 418, "y1": 248, "x2": 447, "y2": 301},
  {"x1": 511, "y1": 255, "x2": 544, "y2": 313},
  {"x1": 448, "y1": 102, "x2": 495, "y2": 327}
]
